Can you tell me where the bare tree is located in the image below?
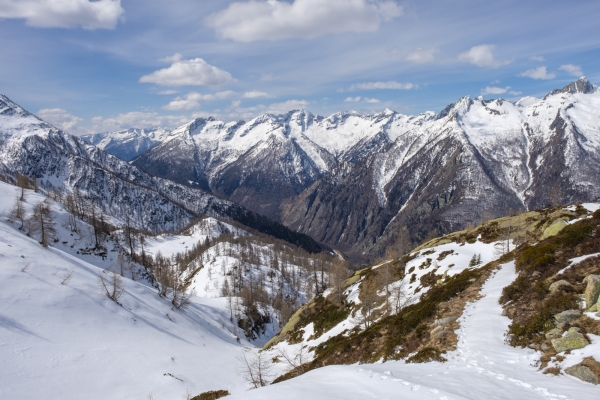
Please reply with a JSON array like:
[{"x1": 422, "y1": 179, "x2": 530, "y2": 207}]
[
  {"x1": 276, "y1": 345, "x2": 308, "y2": 378},
  {"x1": 29, "y1": 199, "x2": 57, "y2": 247},
  {"x1": 237, "y1": 349, "x2": 272, "y2": 389},
  {"x1": 11, "y1": 195, "x2": 26, "y2": 230},
  {"x1": 99, "y1": 271, "x2": 125, "y2": 304},
  {"x1": 391, "y1": 278, "x2": 410, "y2": 314},
  {"x1": 360, "y1": 279, "x2": 379, "y2": 329},
  {"x1": 329, "y1": 259, "x2": 348, "y2": 304}
]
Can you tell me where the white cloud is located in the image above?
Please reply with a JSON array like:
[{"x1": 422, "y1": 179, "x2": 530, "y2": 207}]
[
  {"x1": 531, "y1": 55, "x2": 545, "y2": 62},
  {"x1": 480, "y1": 86, "x2": 522, "y2": 96},
  {"x1": 91, "y1": 112, "x2": 189, "y2": 132},
  {"x1": 37, "y1": 108, "x2": 82, "y2": 132},
  {"x1": 243, "y1": 91, "x2": 270, "y2": 98},
  {"x1": 559, "y1": 64, "x2": 583, "y2": 77},
  {"x1": 344, "y1": 96, "x2": 361, "y2": 102},
  {"x1": 482, "y1": 86, "x2": 509, "y2": 95},
  {"x1": 140, "y1": 55, "x2": 234, "y2": 87},
  {"x1": 0, "y1": 0, "x2": 124, "y2": 29},
  {"x1": 157, "y1": 90, "x2": 178, "y2": 95},
  {"x1": 267, "y1": 99, "x2": 309, "y2": 114},
  {"x1": 519, "y1": 66, "x2": 555, "y2": 80},
  {"x1": 207, "y1": 0, "x2": 403, "y2": 42},
  {"x1": 406, "y1": 47, "x2": 437, "y2": 64},
  {"x1": 349, "y1": 81, "x2": 416, "y2": 91},
  {"x1": 459, "y1": 44, "x2": 510, "y2": 68},
  {"x1": 365, "y1": 98, "x2": 380, "y2": 103},
  {"x1": 163, "y1": 91, "x2": 236, "y2": 110}
]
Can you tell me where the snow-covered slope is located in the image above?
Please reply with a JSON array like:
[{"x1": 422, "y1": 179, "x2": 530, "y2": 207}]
[{"x1": 0, "y1": 192, "x2": 255, "y2": 400}]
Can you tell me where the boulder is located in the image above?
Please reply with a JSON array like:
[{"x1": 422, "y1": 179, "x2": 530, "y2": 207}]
[
  {"x1": 551, "y1": 328, "x2": 589, "y2": 353},
  {"x1": 549, "y1": 280, "x2": 572, "y2": 293},
  {"x1": 585, "y1": 275, "x2": 600, "y2": 309},
  {"x1": 565, "y1": 364, "x2": 599, "y2": 385},
  {"x1": 554, "y1": 310, "x2": 581, "y2": 324},
  {"x1": 541, "y1": 219, "x2": 568, "y2": 240},
  {"x1": 545, "y1": 328, "x2": 563, "y2": 340}
]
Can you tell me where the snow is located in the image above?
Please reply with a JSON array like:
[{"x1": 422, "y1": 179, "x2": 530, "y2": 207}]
[
  {"x1": 558, "y1": 253, "x2": 600, "y2": 275},
  {"x1": 0, "y1": 215, "x2": 254, "y2": 400},
  {"x1": 228, "y1": 263, "x2": 600, "y2": 399}
]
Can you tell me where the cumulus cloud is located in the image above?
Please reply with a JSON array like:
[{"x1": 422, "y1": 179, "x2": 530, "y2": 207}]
[
  {"x1": 459, "y1": 44, "x2": 510, "y2": 68},
  {"x1": 481, "y1": 86, "x2": 521, "y2": 96},
  {"x1": 140, "y1": 54, "x2": 234, "y2": 87},
  {"x1": 91, "y1": 112, "x2": 190, "y2": 132},
  {"x1": 37, "y1": 108, "x2": 82, "y2": 132},
  {"x1": 243, "y1": 91, "x2": 270, "y2": 98},
  {"x1": 365, "y1": 98, "x2": 380, "y2": 103},
  {"x1": 349, "y1": 81, "x2": 416, "y2": 91},
  {"x1": 267, "y1": 99, "x2": 309, "y2": 114},
  {"x1": 207, "y1": 0, "x2": 403, "y2": 42},
  {"x1": 406, "y1": 47, "x2": 437, "y2": 64},
  {"x1": 482, "y1": 86, "x2": 509, "y2": 95},
  {"x1": 559, "y1": 64, "x2": 583, "y2": 77},
  {"x1": 0, "y1": 0, "x2": 124, "y2": 29},
  {"x1": 344, "y1": 96, "x2": 361, "y2": 102},
  {"x1": 157, "y1": 90, "x2": 178, "y2": 95},
  {"x1": 163, "y1": 91, "x2": 236, "y2": 110},
  {"x1": 531, "y1": 55, "x2": 545, "y2": 62},
  {"x1": 519, "y1": 66, "x2": 555, "y2": 80}
]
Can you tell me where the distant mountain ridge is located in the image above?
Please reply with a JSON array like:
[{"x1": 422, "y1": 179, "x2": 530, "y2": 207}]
[{"x1": 108, "y1": 77, "x2": 600, "y2": 261}]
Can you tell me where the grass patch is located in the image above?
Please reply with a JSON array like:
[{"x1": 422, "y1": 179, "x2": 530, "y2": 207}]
[{"x1": 192, "y1": 390, "x2": 230, "y2": 400}]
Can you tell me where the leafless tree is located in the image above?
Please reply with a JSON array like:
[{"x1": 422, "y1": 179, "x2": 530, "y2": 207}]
[
  {"x1": 11, "y1": 195, "x2": 26, "y2": 230},
  {"x1": 237, "y1": 349, "x2": 273, "y2": 389},
  {"x1": 329, "y1": 259, "x2": 348, "y2": 304},
  {"x1": 99, "y1": 271, "x2": 125, "y2": 304},
  {"x1": 391, "y1": 278, "x2": 410, "y2": 314},
  {"x1": 276, "y1": 345, "x2": 308, "y2": 378},
  {"x1": 29, "y1": 199, "x2": 57, "y2": 247}
]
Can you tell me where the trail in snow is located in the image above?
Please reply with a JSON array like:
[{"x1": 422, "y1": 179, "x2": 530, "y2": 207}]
[{"x1": 228, "y1": 263, "x2": 600, "y2": 399}]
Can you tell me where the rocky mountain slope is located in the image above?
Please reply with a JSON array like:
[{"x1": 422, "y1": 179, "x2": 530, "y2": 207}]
[
  {"x1": 116, "y1": 78, "x2": 600, "y2": 261},
  {"x1": 255, "y1": 201, "x2": 600, "y2": 395},
  {"x1": 0, "y1": 94, "x2": 322, "y2": 252}
]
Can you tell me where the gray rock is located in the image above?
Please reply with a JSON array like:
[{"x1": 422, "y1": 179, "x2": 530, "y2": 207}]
[
  {"x1": 565, "y1": 365, "x2": 598, "y2": 384},
  {"x1": 545, "y1": 328, "x2": 563, "y2": 340},
  {"x1": 585, "y1": 275, "x2": 600, "y2": 309},
  {"x1": 551, "y1": 328, "x2": 589, "y2": 353},
  {"x1": 554, "y1": 310, "x2": 581, "y2": 324},
  {"x1": 549, "y1": 280, "x2": 572, "y2": 293},
  {"x1": 432, "y1": 315, "x2": 460, "y2": 327}
]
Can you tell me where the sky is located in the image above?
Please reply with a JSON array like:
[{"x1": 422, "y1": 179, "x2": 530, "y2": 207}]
[{"x1": 0, "y1": 0, "x2": 599, "y2": 135}]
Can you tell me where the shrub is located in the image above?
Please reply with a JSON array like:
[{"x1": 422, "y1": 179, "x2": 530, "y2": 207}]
[
  {"x1": 516, "y1": 244, "x2": 557, "y2": 271},
  {"x1": 406, "y1": 347, "x2": 447, "y2": 363},
  {"x1": 191, "y1": 390, "x2": 230, "y2": 400}
]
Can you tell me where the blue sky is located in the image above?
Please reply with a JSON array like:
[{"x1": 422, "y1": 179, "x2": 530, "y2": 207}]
[{"x1": 1, "y1": 0, "x2": 599, "y2": 134}]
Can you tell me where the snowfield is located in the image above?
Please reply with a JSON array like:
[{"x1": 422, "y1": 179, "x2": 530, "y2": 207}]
[{"x1": 0, "y1": 186, "x2": 256, "y2": 399}]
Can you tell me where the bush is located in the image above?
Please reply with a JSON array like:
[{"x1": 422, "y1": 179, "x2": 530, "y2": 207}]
[
  {"x1": 556, "y1": 224, "x2": 594, "y2": 247},
  {"x1": 191, "y1": 390, "x2": 230, "y2": 400},
  {"x1": 499, "y1": 275, "x2": 529, "y2": 304},
  {"x1": 508, "y1": 292, "x2": 579, "y2": 346},
  {"x1": 516, "y1": 244, "x2": 556, "y2": 271},
  {"x1": 406, "y1": 347, "x2": 447, "y2": 363}
]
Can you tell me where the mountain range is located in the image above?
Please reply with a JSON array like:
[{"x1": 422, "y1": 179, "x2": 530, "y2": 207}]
[{"x1": 82, "y1": 77, "x2": 600, "y2": 261}]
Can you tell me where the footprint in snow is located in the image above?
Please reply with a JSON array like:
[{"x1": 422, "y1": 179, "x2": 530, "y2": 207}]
[
  {"x1": 402, "y1": 382, "x2": 410, "y2": 386},
  {"x1": 411, "y1": 385, "x2": 420, "y2": 391},
  {"x1": 430, "y1": 389, "x2": 439, "y2": 394}
]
